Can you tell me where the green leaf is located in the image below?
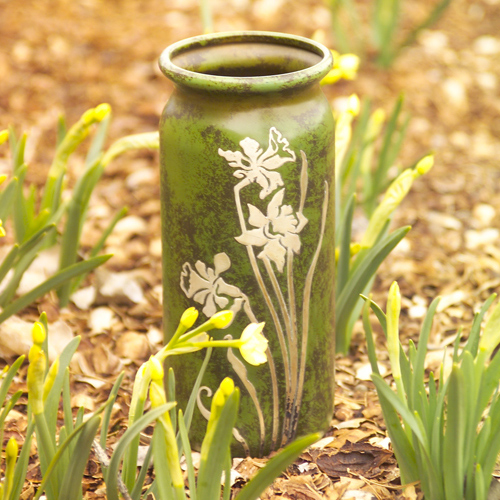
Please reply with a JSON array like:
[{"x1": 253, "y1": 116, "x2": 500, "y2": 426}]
[
  {"x1": 152, "y1": 423, "x2": 176, "y2": 500},
  {"x1": 336, "y1": 226, "x2": 410, "y2": 353},
  {"x1": 44, "y1": 337, "x2": 81, "y2": 436},
  {"x1": 336, "y1": 193, "x2": 355, "y2": 296},
  {"x1": 59, "y1": 415, "x2": 101, "y2": 500},
  {"x1": 443, "y1": 364, "x2": 465, "y2": 499},
  {"x1": 0, "y1": 176, "x2": 18, "y2": 221},
  {"x1": 0, "y1": 254, "x2": 112, "y2": 323},
  {"x1": 0, "y1": 356, "x2": 25, "y2": 408},
  {"x1": 361, "y1": 297, "x2": 380, "y2": 376},
  {"x1": 10, "y1": 420, "x2": 35, "y2": 500},
  {"x1": 106, "y1": 404, "x2": 174, "y2": 500},
  {"x1": 197, "y1": 390, "x2": 239, "y2": 500},
  {"x1": 177, "y1": 411, "x2": 197, "y2": 500},
  {"x1": 236, "y1": 433, "x2": 321, "y2": 500}
]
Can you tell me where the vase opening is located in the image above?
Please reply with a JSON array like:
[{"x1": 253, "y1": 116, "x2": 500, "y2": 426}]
[
  {"x1": 159, "y1": 31, "x2": 333, "y2": 94},
  {"x1": 171, "y1": 42, "x2": 323, "y2": 78}
]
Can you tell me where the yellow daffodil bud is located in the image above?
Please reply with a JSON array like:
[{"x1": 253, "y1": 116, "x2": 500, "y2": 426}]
[
  {"x1": 149, "y1": 355, "x2": 164, "y2": 381},
  {"x1": 210, "y1": 310, "x2": 233, "y2": 329},
  {"x1": 28, "y1": 344, "x2": 42, "y2": 363},
  {"x1": 81, "y1": 108, "x2": 95, "y2": 125},
  {"x1": 206, "y1": 377, "x2": 236, "y2": 436},
  {"x1": 4, "y1": 436, "x2": 18, "y2": 499},
  {"x1": 43, "y1": 357, "x2": 59, "y2": 402},
  {"x1": 0, "y1": 174, "x2": 7, "y2": 185},
  {"x1": 6, "y1": 437, "x2": 18, "y2": 461},
  {"x1": 219, "y1": 376, "x2": 235, "y2": 397},
  {"x1": 239, "y1": 322, "x2": 268, "y2": 366},
  {"x1": 414, "y1": 154, "x2": 434, "y2": 177},
  {"x1": 32, "y1": 321, "x2": 46, "y2": 346},
  {"x1": 180, "y1": 307, "x2": 199, "y2": 329},
  {"x1": 0, "y1": 129, "x2": 8, "y2": 145},
  {"x1": 361, "y1": 169, "x2": 415, "y2": 248},
  {"x1": 94, "y1": 103, "x2": 111, "y2": 121},
  {"x1": 149, "y1": 379, "x2": 167, "y2": 409},
  {"x1": 367, "y1": 108, "x2": 386, "y2": 139},
  {"x1": 27, "y1": 348, "x2": 46, "y2": 415},
  {"x1": 0, "y1": 220, "x2": 5, "y2": 238},
  {"x1": 387, "y1": 281, "x2": 402, "y2": 378}
]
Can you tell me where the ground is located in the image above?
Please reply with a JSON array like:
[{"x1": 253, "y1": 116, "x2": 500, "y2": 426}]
[{"x1": 0, "y1": 0, "x2": 500, "y2": 498}]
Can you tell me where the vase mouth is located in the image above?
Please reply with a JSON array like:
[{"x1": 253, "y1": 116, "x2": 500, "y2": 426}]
[{"x1": 159, "y1": 31, "x2": 333, "y2": 94}]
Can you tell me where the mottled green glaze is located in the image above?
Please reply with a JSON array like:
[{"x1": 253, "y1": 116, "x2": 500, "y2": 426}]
[{"x1": 159, "y1": 31, "x2": 335, "y2": 457}]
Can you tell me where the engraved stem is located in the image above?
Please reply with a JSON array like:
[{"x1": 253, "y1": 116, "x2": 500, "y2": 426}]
[
  {"x1": 234, "y1": 180, "x2": 287, "y2": 447},
  {"x1": 227, "y1": 346, "x2": 266, "y2": 455},
  {"x1": 292, "y1": 181, "x2": 330, "y2": 439},
  {"x1": 241, "y1": 296, "x2": 280, "y2": 449}
]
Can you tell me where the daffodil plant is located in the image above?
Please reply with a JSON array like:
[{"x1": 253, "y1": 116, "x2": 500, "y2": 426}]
[
  {"x1": 363, "y1": 283, "x2": 500, "y2": 499},
  {"x1": 0, "y1": 107, "x2": 159, "y2": 322},
  {"x1": 102, "y1": 308, "x2": 319, "y2": 500},
  {"x1": 335, "y1": 93, "x2": 434, "y2": 353},
  {"x1": 0, "y1": 316, "x2": 115, "y2": 500},
  {"x1": 328, "y1": 0, "x2": 452, "y2": 68}
]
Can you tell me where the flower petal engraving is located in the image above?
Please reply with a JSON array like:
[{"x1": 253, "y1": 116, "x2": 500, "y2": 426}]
[
  {"x1": 219, "y1": 127, "x2": 295, "y2": 199},
  {"x1": 180, "y1": 254, "x2": 245, "y2": 319}
]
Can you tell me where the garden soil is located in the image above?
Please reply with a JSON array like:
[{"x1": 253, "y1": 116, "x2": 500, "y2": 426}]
[{"x1": 1, "y1": 0, "x2": 500, "y2": 498}]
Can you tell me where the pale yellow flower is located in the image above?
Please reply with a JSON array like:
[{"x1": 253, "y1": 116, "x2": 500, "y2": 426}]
[
  {"x1": 0, "y1": 130, "x2": 8, "y2": 146},
  {"x1": 239, "y1": 322, "x2": 268, "y2": 366},
  {"x1": 321, "y1": 51, "x2": 360, "y2": 85}
]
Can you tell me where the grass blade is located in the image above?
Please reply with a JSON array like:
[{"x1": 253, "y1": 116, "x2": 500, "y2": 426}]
[
  {"x1": 106, "y1": 404, "x2": 173, "y2": 500},
  {"x1": 59, "y1": 415, "x2": 101, "y2": 500},
  {"x1": 0, "y1": 254, "x2": 112, "y2": 323}
]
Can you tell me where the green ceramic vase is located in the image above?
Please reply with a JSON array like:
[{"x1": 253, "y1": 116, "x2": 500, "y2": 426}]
[{"x1": 159, "y1": 31, "x2": 335, "y2": 457}]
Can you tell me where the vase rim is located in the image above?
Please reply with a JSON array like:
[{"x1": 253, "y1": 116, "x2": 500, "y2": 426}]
[{"x1": 158, "y1": 31, "x2": 333, "y2": 94}]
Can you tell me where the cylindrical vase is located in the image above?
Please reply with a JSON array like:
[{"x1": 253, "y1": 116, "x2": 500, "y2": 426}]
[{"x1": 159, "y1": 31, "x2": 335, "y2": 457}]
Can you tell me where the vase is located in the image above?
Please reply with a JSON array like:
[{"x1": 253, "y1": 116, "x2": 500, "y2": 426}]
[{"x1": 158, "y1": 31, "x2": 335, "y2": 457}]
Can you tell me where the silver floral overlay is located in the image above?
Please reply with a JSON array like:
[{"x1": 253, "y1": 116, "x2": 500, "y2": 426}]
[{"x1": 181, "y1": 127, "x2": 329, "y2": 453}]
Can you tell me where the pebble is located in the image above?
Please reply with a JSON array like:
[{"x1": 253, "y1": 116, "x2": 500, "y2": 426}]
[
  {"x1": 98, "y1": 271, "x2": 145, "y2": 304},
  {"x1": 89, "y1": 306, "x2": 116, "y2": 333},
  {"x1": 473, "y1": 35, "x2": 500, "y2": 55},
  {"x1": 115, "y1": 332, "x2": 150, "y2": 361},
  {"x1": 113, "y1": 215, "x2": 148, "y2": 237},
  {"x1": 472, "y1": 203, "x2": 496, "y2": 227},
  {"x1": 125, "y1": 168, "x2": 156, "y2": 189},
  {"x1": 465, "y1": 228, "x2": 500, "y2": 250},
  {"x1": 442, "y1": 78, "x2": 468, "y2": 111}
]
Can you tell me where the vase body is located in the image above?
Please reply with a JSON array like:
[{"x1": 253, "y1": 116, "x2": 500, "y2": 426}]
[{"x1": 159, "y1": 31, "x2": 335, "y2": 457}]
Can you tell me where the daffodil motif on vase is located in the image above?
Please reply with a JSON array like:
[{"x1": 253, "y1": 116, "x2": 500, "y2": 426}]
[{"x1": 179, "y1": 126, "x2": 330, "y2": 453}]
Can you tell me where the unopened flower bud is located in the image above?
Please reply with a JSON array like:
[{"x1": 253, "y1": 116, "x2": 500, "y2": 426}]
[
  {"x1": 32, "y1": 321, "x2": 46, "y2": 346},
  {"x1": 220, "y1": 377, "x2": 235, "y2": 397},
  {"x1": 210, "y1": 310, "x2": 233, "y2": 329},
  {"x1": 94, "y1": 103, "x2": 111, "y2": 121},
  {"x1": 180, "y1": 307, "x2": 199, "y2": 329},
  {"x1": 415, "y1": 154, "x2": 434, "y2": 177},
  {"x1": 27, "y1": 348, "x2": 46, "y2": 415},
  {"x1": 148, "y1": 356, "x2": 164, "y2": 381},
  {"x1": 6, "y1": 437, "x2": 18, "y2": 461}
]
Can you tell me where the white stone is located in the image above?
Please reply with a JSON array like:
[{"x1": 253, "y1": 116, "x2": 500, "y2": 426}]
[
  {"x1": 465, "y1": 228, "x2": 500, "y2": 249},
  {"x1": 473, "y1": 35, "x2": 500, "y2": 55}
]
